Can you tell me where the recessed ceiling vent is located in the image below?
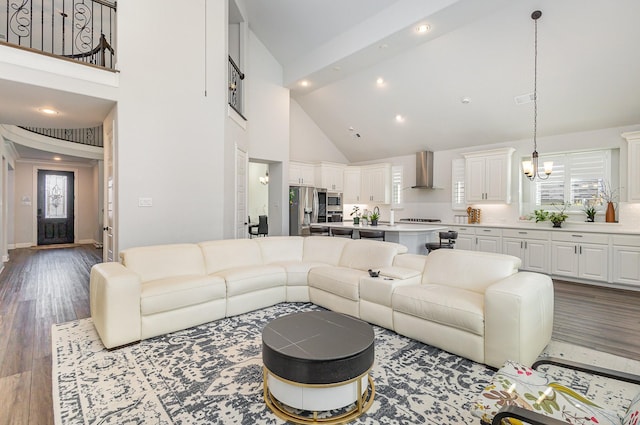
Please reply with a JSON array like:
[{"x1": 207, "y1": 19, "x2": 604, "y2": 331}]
[{"x1": 412, "y1": 151, "x2": 434, "y2": 189}]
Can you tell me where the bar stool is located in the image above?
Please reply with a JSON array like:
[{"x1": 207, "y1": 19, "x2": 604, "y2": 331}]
[
  {"x1": 359, "y1": 229, "x2": 385, "y2": 241},
  {"x1": 331, "y1": 228, "x2": 354, "y2": 238},
  {"x1": 310, "y1": 226, "x2": 330, "y2": 236},
  {"x1": 425, "y1": 231, "x2": 458, "y2": 253}
]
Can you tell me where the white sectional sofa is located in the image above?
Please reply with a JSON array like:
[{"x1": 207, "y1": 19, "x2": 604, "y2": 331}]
[{"x1": 90, "y1": 236, "x2": 554, "y2": 368}]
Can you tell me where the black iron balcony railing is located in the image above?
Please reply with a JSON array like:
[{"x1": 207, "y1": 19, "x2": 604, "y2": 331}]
[
  {"x1": 2, "y1": 0, "x2": 117, "y2": 69},
  {"x1": 20, "y1": 125, "x2": 103, "y2": 147},
  {"x1": 228, "y1": 55, "x2": 245, "y2": 119}
]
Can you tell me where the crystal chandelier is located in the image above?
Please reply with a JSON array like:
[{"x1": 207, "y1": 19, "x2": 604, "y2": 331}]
[{"x1": 522, "y1": 10, "x2": 553, "y2": 181}]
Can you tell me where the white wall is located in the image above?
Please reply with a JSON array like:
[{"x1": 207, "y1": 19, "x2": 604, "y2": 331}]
[
  {"x1": 290, "y1": 99, "x2": 349, "y2": 164},
  {"x1": 348, "y1": 123, "x2": 640, "y2": 225},
  {"x1": 12, "y1": 161, "x2": 98, "y2": 247},
  {"x1": 246, "y1": 30, "x2": 290, "y2": 236},
  {"x1": 116, "y1": 0, "x2": 227, "y2": 250}
]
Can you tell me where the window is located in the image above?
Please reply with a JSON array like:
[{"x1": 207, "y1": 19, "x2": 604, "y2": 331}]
[
  {"x1": 46, "y1": 174, "x2": 68, "y2": 219},
  {"x1": 529, "y1": 149, "x2": 611, "y2": 210},
  {"x1": 451, "y1": 159, "x2": 466, "y2": 210}
]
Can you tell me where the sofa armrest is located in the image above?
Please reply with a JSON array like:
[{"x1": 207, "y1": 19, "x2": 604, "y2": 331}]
[
  {"x1": 90, "y1": 262, "x2": 142, "y2": 349},
  {"x1": 484, "y1": 272, "x2": 554, "y2": 368}
]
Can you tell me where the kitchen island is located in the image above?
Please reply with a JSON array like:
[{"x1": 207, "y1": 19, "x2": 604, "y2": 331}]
[{"x1": 311, "y1": 222, "x2": 448, "y2": 255}]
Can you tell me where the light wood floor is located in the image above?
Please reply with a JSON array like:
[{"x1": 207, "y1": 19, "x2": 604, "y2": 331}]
[{"x1": 0, "y1": 246, "x2": 639, "y2": 425}]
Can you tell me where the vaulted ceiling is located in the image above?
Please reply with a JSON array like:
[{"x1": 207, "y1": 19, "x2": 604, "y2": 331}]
[{"x1": 244, "y1": 0, "x2": 640, "y2": 162}]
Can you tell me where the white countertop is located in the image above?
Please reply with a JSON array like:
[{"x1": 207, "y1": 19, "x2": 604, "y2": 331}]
[
  {"x1": 312, "y1": 222, "x2": 447, "y2": 233},
  {"x1": 414, "y1": 220, "x2": 640, "y2": 235}
]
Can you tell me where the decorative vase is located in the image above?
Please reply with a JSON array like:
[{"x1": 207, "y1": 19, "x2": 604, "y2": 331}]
[
  {"x1": 552, "y1": 221, "x2": 562, "y2": 228},
  {"x1": 605, "y1": 202, "x2": 615, "y2": 223},
  {"x1": 353, "y1": 217, "x2": 360, "y2": 225},
  {"x1": 371, "y1": 219, "x2": 378, "y2": 226}
]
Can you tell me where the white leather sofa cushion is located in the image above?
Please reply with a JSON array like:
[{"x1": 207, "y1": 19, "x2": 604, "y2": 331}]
[
  {"x1": 120, "y1": 244, "x2": 206, "y2": 282},
  {"x1": 378, "y1": 266, "x2": 421, "y2": 280},
  {"x1": 269, "y1": 261, "x2": 328, "y2": 286},
  {"x1": 360, "y1": 274, "x2": 421, "y2": 307},
  {"x1": 391, "y1": 253, "x2": 427, "y2": 272},
  {"x1": 302, "y1": 237, "x2": 350, "y2": 265},
  {"x1": 199, "y1": 239, "x2": 263, "y2": 274},
  {"x1": 339, "y1": 240, "x2": 406, "y2": 271},
  {"x1": 423, "y1": 249, "x2": 521, "y2": 293},
  {"x1": 215, "y1": 265, "x2": 286, "y2": 297},
  {"x1": 392, "y1": 284, "x2": 485, "y2": 336},
  {"x1": 308, "y1": 266, "x2": 367, "y2": 300},
  {"x1": 255, "y1": 236, "x2": 304, "y2": 264},
  {"x1": 141, "y1": 275, "x2": 226, "y2": 316}
]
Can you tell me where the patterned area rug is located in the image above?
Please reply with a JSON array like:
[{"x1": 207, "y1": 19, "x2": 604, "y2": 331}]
[{"x1": 52, "y1": 303, "x2": 640, "y2": 424}]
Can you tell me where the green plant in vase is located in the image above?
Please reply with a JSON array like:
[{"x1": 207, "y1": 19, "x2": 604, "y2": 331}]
[
  {"x1": 369, "y1": 206, "x2": 380, "y2": 226},
  {"x1": 549, "y1": 203, "x2": 570, "y2": 228},
  {"x1": 350, "y1": 206, "x2": 361, "y2": 225},
  {"x1": 584, "y1": 205, "x2": 596, "y2": 222}
]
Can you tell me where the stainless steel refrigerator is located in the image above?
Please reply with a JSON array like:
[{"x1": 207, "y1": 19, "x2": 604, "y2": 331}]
[{"x1": 289, "y1": 186, "x2": 327, "y2": 236}]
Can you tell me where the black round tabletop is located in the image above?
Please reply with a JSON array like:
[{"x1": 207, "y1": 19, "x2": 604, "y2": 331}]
[{"x1": 262, "y1": 311, "x2": 375, "y2": 385}]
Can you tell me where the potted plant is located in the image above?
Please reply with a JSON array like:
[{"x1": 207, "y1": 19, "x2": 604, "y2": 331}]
[
  {"x1": 369, "y1": 206, "x2": 380, "y2": 226},
  {"x1": 350, "y1": 206, "x2": 361, "y2": 225},
  {"x1": 549, "y1": 203, "x2": 569, "y2": 228},
  {"x1": 528, "y1": 209, "x2": 550, "y2": 223},
  {"x1": 584, "y1": 205, "x2": 596, "y2": 222}
]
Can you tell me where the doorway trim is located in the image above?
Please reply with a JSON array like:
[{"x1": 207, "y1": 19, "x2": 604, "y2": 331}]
[{"x1": 31, "y1": 164, "x2": 79, "y2": 246}]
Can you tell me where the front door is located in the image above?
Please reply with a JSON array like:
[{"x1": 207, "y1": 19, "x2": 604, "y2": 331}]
[{"x1": 37, "y1": 170, "x2": 75, "y2": 245}]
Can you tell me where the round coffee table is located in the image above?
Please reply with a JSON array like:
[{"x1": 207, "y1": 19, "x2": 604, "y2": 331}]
[{"x1": 262, "y1": 311, "x2": 375, "y2": 424}]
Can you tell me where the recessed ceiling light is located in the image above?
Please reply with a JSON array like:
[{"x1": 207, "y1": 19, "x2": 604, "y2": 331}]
[
  {"x1": 376, "y1": 77, "x2": 385, "y2": 85},
  {"x1": 53, "y1": 156, "x2": 62, "y2": 161},
  {"x1": 395, "y1": 114, "x2": 405, "y2": 123},
  {"x1": 39, "y1": 108, "x2": 58, "y2": 115},
  {"x1": 300, "y1": 80, "x2": 310, "y2": 87},
  {"x1": 461, "y1": 97, "x2": 471, "y2": 104},
  {"x1": 416, "y1": 24, "x2": 430, "y2": 33}
]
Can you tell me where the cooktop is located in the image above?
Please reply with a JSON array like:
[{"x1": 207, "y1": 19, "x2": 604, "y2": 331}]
[{"x1": 399, "y1": 218, "x2": 442, "y2": 223}]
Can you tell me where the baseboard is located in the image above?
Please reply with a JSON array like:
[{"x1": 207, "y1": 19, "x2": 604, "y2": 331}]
[
  {"x1": 15, "y1": 242, "x2": 33, "y2": 249},
  {"x1": 78, "y1": 239, "x2": 95, "y2": 245}
]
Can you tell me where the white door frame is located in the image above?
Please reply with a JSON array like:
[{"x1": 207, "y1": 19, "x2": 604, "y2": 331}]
[{"x1": 235, "y1": 145, "x2": 248, "y2": 239}]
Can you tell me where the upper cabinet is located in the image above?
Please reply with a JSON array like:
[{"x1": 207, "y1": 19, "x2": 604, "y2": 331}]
[
  {"x1": 289, "y1": 161, "x2": 316, "y2": 186},
  {"x1": 360, "y1": 164, "x2": 391, "y2": 204},
  {"x1": 463, "y1": 148, "x2": 515, "y2": 204},
  {"x1": 343, "y1": 167, "x2": 361, "y2": 203},
  {"x1": 317, "y1": 162, "x2": 346, "y2": 192},
  {"x1": 623, "y1": 131, "x2": 640, "y2": 202}
]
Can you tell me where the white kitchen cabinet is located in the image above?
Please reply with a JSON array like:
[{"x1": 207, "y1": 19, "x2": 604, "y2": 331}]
[
  {"x1": 463, "y1": 148, "x2": 515, "y2": 203},
  {"x1": 448, "y1": 226, "x2": 501, "y2": 253},
  {"x1": 317, "y1": 162, "x2": 345, "y2": 192},
  {"x1": 623, "y1": 131, "x2": 640, "y2": 201},
  {"x1": 502, "y1": 229, "x2": 550, "y2": 273},
  {"x1": 551, "y1": 233, "x2": 609, "y2": 282},
  {"x1": 474, "y1": 227, "x2": 502, "y2": 253},
  {"x1": 343, "y1": 167, "x2": 361, "y2": 203},
  {"x1": 289, "y1": 161, "x2": 316, "y2": 186},
  {"x1": 612, "y1": 235, "x2": 640, "y2": 287},
  {"x1": 360, "y1": 164, "x2": 391, "y2": 204},
  {"x1": 449, "y1": 226, "x2": 474, "y2": 250}
]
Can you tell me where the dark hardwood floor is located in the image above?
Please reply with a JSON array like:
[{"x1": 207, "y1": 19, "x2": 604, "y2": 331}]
[
  {"x1": 0, "y1": 245, "x2": 101, "y2": 425},
  {"x1": 0, "y1": 246, "x2": 638, "y2": 425}
]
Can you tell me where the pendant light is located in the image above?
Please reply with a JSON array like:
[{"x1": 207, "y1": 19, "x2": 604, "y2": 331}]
[{"x1": 522, "y1": 10, "x2": 553, "y2": 181}]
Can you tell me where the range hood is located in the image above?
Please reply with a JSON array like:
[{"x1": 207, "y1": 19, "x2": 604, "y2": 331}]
[{"x1": 412, "y1": 151, "x2": 435, "y2": 189}]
